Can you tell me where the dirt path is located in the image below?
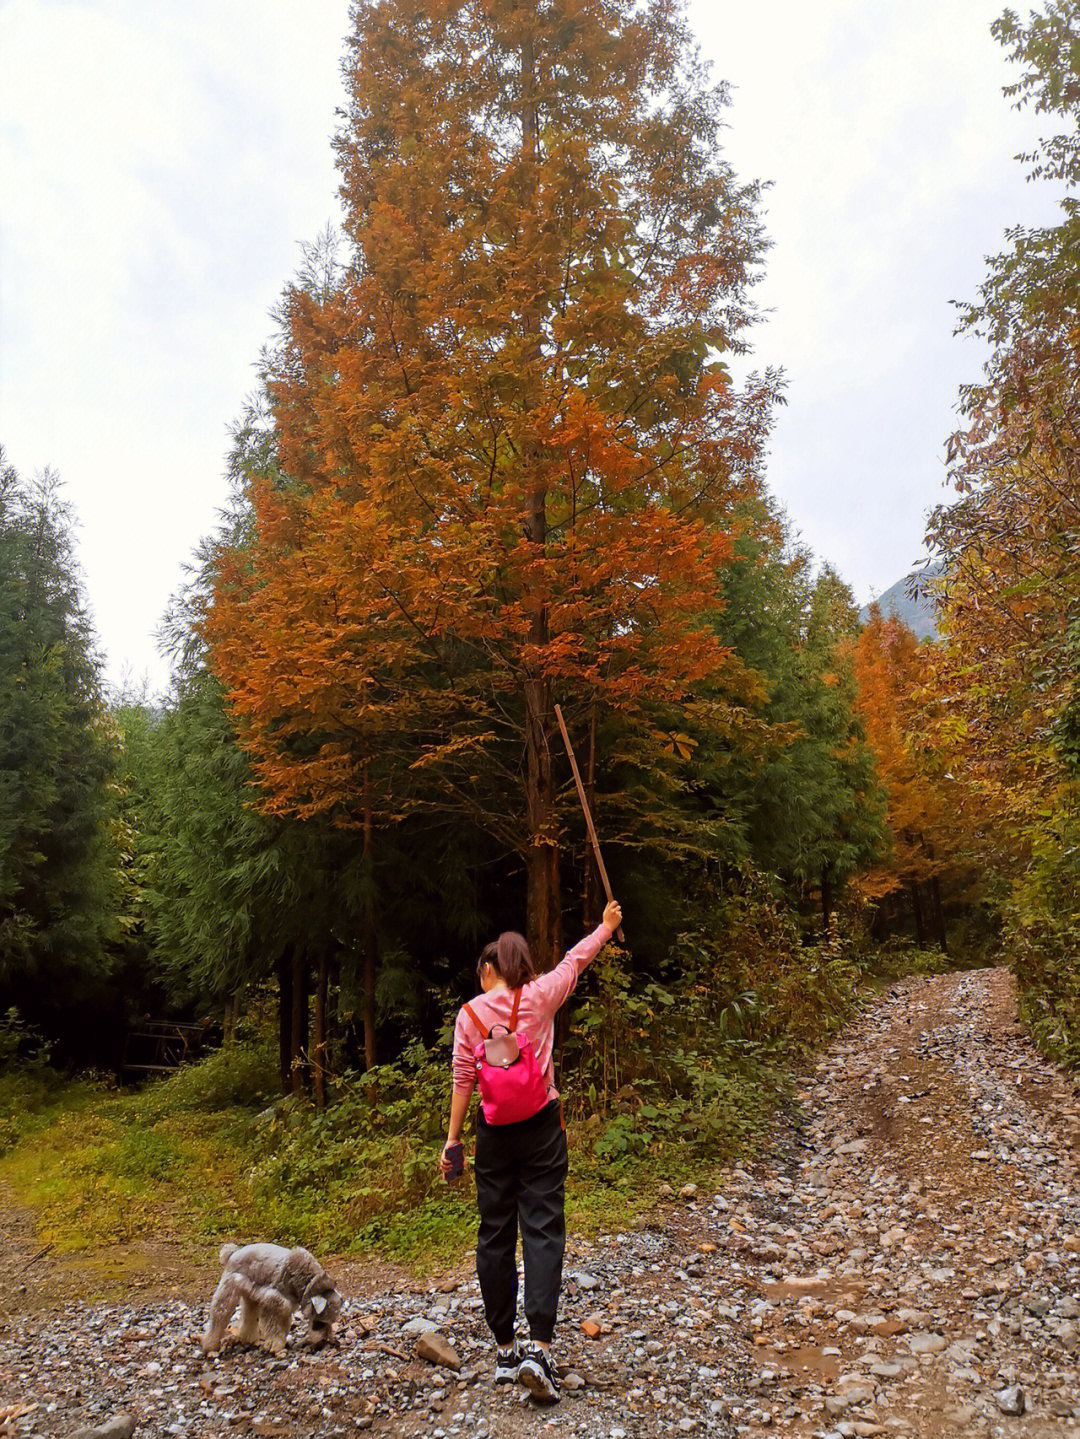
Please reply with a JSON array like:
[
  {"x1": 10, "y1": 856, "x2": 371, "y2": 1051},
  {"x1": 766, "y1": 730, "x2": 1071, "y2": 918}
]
[{"x1": 2, "y1": 968, "x2": 1079, "y2": 1438}]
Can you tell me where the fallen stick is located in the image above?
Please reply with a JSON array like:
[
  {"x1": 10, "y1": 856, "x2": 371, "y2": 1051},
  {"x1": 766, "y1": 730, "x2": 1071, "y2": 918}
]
[
  {"x1": 554, "y1": 704, "x2": 625, "y2": 943},
  {"x1": 15, "y1": 1243, "x2": 52, "y2": 1276},
  {"x1": 362, "y1": 1341, "x2": 407, "y2": 1361}
]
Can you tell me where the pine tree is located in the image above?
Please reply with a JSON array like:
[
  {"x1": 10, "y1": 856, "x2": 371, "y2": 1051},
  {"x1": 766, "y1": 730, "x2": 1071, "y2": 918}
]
[
  {"x1": 745, "y1": 566, "x2": 887, "y2": 932},
  {"x1": 0, "y1": 452, "x2": 117, "y2": 1011}
]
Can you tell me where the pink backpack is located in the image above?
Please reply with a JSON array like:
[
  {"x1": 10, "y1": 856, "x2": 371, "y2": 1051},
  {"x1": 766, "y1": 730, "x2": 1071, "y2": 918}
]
[{"x1": 463, "y1": 988, "x2": 549, "y2": 1126}]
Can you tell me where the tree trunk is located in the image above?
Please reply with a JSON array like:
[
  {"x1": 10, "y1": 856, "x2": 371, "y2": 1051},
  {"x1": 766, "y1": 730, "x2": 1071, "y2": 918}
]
[
  {"x1": 276, "y1": 950, "x2": 293, "y2": 1095},
  {"x1": 910, "y1": 881, "x2": 927, "y2": 948},
  {"x1": 290, "y1": 947, "x2": 309, "y2": 1097},
  {"x1": 518, "y1": 21, "x2": 561, "y2": 975},
  {"x1": 327, "y1": 953, "x2": 341, "y2": 1075},
  {"x1": 313, "y1": 950, "x2": 329, "y2": 1111},
  {"x1": 821, "y1": 865, "x2": 834, "y2": 939},
  {"x1": 525, "y1": 823, "x2": 561, "y2": 972},
  {"x1": 223, "y1": 992, "x2": 240, "y2": 1046},
  {"x1": 930, "y1": 875, "x2": 948, "y2": 954},
  {"x1": 362, "y1": 763, "x2": 378, "y2": 1071},
  {"x1": 582, "y1": 702, "x2": 600, "y2": 928}
]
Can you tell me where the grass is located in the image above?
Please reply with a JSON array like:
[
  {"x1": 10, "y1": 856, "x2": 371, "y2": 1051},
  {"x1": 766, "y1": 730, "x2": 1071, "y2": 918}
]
[
  {"x1": 0, "y1": 1036, "x2": 782, "y2": 1272},
  {"x1": 0, "y1": 938, "x2": 954, "y2": 1274}
]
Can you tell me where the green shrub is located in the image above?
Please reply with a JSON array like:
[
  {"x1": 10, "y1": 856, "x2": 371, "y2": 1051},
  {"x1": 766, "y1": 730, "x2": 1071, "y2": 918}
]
[
  {"x1": 138, "y1": 1036, "x2": 278, "y2": 1118},
  {"x1": 102, "y1": 1124, "x2": 183, "y2": 1182},
  {"x1": 1009, "y1": 812, "x2": 1080, "y2": 1069},
  {"x1": 0, "y1": 1007, "x2": 51, "y2": 1070}
]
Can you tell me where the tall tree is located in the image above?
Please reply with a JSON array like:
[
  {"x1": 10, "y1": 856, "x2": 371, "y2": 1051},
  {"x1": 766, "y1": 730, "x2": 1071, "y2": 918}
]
[
  {"x1": 735, "y1": 564, "x2": 886, "y2": 931},
  {"x1": 923, "y1": 0, "x2": 1080, "y2": 1044},
  {"x1": 851, "y1": 607, "x2": 968, "y2": 947},
  {"x1": 930, "y1": 0, "x2": 1080, "y2": 872},
  {"x1": 204, "y1": 0, "x2": 779, "y2": 968},
  {"x1": 0, "y1": 453, "x2": 117, "y2": 1012}
]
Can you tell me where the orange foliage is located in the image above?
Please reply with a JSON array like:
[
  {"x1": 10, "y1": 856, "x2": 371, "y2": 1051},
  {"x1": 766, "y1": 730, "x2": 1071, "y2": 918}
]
[
  {"x1": 850, "y1": 607, "x2": 968, "y2": 906},
  {"x1": 202, "y1": 0, "x2": 779, "y2": 963}
]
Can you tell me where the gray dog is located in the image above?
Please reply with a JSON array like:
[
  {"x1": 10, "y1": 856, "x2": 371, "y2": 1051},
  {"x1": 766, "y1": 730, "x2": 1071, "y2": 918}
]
[{"x1": 201, "y1": 1242, "x2": 343, "y2": 1356}]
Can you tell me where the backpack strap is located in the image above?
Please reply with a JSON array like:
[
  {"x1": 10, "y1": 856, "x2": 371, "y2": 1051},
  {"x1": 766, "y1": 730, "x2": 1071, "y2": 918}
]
[
  {"x1": 462, "y1": 1002, "x2": 489, "y2": 1040},
  {"x1": 508, "y1": 987, "x2": 522, "y2": 1033}
]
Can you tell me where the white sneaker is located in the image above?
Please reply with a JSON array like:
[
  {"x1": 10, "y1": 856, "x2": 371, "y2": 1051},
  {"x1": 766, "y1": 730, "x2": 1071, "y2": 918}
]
[
  {"x1": 494, "y1": 1339, "x2": 523, "y2": 1384},
  {"x1": 518, "y1": 1344, "x2": 561, "y2": 1403}
]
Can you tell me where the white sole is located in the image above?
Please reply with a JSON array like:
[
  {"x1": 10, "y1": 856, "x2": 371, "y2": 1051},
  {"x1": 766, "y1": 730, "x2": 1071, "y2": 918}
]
[{"x1": 519, "y1": 1361, "x2": 560, "y2": 1403}]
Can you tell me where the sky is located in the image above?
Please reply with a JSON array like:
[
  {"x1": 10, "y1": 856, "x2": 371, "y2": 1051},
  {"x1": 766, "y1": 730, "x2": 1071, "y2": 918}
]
[{"x1": 1, "y1": 0, "x2": 1068, "y2": 694}]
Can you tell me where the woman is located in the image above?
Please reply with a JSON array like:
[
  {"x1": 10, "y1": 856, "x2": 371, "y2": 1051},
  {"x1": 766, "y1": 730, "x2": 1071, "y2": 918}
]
[{"x1": 439, "y1": 898, "x2": 623, "y2": 1403}]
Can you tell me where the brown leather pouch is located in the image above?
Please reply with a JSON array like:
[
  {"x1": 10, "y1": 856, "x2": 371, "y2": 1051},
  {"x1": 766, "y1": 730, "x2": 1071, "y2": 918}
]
[
  {"x1": 464, "y1": 988, "x2": 526, "y2": 1073},
  {"x1": 483, "y1": 1030, "x2": 521, "y2": 1069}
]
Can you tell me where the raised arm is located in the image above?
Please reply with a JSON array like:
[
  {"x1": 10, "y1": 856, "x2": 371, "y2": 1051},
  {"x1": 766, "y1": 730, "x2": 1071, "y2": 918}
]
[{"x1": 530, "y1": 899, "x2": 623, "y2": 1014}]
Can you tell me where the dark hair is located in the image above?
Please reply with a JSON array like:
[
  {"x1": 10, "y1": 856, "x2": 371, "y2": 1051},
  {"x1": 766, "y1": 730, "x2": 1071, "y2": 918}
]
[{"x1": 477, "y1": 931, "x2": 536, "y2": 990}]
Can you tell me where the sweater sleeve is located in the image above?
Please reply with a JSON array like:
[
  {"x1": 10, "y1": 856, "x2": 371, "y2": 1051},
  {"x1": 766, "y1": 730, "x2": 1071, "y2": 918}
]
[
  {"x1": 529, "y1": 922, "x2": 614, "y2": 1017},
  {"x1": 452, "y1": 1007, "x2": 478, "y2": 1096}
]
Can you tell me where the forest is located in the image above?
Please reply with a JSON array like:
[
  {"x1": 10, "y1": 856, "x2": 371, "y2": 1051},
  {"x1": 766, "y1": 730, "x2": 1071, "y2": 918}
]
[{"x1": 2, "y1": 0, "x2": 1079, "y2": 1261}]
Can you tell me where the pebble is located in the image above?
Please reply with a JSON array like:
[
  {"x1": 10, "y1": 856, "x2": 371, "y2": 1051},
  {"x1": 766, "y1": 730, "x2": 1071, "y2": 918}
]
[
  {"x1": 996, "y1": 1383, "x2": 1026, "y2": 1415},
  {"x1": 68, "y1": 1420, "x2": 137, "y2": 1439},
  {"x1": 415, "y1": 1331, "x2": 461, "y2": 1369}
]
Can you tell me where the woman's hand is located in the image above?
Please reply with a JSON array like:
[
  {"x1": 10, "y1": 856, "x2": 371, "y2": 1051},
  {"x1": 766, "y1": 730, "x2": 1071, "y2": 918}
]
[
  {"x1": 439, "y1": 1139, "x2": 464, "y2": 1177},
  {"x1": 603, "y1": 898, "x2": 622, "y2": 932}
]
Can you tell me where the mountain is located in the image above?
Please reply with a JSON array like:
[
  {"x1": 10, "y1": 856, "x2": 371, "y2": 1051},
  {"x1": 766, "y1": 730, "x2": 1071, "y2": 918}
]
[{"x1": 859, "y1": 561, "x2": 943, "y2": 640}]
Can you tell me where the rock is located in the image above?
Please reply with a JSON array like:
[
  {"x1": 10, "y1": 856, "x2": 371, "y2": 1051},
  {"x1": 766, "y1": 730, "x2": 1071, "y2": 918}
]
[
  {"x1": 836, "y1": 1139, "x2": 868, "y2": 1156},
  {"x1": 943, "y1": 1404, "x2": 977, "y2": 1424},
  {"x1": 402, "y1": 1316, "x2": 440, "y2": 1336},
  {"x1": 835, "y1": 1377, "x2": 876, "y2": 1406},
  {"x1": 580, "y1": 1319, "x2": 602, "y2": 1339},
  {"x1": 416, "y1": 1331, "x2": 461, "y2": 1370},
  {"x1": 679, "y1": 1183, "x2": 698, "y2": 1200},
  {"x1": 571, "y1": 1271, "x2": 599, "y2": 1291},
  {"x1": 907, "y1": 1331, "x2": 947, "y2": 1356},
  {"x1": 68, "y1": 1419, "x2": 137, "y2": 1439},
  {"x1": 562, "y1": 1370, "x2": 586, "y2": 1390},
  {"x1": 995, "y1": 1384, "x2": 1026, "y2": 1416}
]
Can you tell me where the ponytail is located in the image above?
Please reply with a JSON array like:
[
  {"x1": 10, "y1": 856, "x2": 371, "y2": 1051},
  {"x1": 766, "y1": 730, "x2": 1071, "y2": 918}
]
[{"x1": 477, "y1": 931, "x2": 537, "y2": 989}]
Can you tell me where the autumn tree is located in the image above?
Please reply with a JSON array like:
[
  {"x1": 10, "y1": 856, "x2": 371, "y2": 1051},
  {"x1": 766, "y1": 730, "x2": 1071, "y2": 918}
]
[
  {"x1": 203, "y1": 0, "x2": 779, "y2": 968},
  {"x1": 925, "y1": 0, "x2": 1080, "y2": 1046},
  {"x1": 851, "y1": 606, "x2": 969, "y2": 948}
]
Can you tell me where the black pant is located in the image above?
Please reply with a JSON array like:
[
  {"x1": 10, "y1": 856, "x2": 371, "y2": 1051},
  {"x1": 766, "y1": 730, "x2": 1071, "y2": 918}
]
[{"x1": 474, "y1": 1099, "x2": 568, "y2": 1345}]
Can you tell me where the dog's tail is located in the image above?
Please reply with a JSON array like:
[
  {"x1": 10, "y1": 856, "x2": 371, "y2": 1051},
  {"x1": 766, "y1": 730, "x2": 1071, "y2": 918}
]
[{"x1": 218, "y1": 1242, "x2": 240, "y2": 1267}]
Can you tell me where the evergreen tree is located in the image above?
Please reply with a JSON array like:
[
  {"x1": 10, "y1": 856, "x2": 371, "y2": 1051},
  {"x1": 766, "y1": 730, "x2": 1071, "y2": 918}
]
[
  {"x1": 743, "y1": 565, "x2": 887, "y2": 931},
  {"x1": 0, "y1": 452, "x2": 117, "y2": 1014}
]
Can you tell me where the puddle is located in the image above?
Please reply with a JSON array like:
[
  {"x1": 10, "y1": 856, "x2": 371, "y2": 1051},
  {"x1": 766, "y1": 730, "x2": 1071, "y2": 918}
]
[
  {"x1": 751, "y1": 1343, "x2": 841, "y2": 1381},
  {"x1": 762, "y1": 1276, "x2": 866, "y2": 1306}
]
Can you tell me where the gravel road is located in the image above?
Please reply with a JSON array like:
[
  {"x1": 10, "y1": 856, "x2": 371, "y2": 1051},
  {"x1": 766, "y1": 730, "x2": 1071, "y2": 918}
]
[{"x1": 2, "y1": 967, "x2": 1079, "y2": 1439}]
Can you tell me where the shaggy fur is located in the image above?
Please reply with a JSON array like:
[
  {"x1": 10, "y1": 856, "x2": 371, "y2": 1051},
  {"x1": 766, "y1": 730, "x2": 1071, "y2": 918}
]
[{"x1": 201, "y1": 1242, "x2": 343, "y2": 1356}]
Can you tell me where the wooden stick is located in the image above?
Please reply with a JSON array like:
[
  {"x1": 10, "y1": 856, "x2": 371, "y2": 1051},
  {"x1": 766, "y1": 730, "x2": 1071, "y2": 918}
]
[{"x1": 554, "y1": 704, "x2": 625, "y2": 942}]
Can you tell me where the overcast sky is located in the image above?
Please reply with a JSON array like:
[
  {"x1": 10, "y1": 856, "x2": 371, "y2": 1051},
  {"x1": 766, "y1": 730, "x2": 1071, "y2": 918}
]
[{"x1": 1, "y1": 0, "x2": 1067, "y2": 694}]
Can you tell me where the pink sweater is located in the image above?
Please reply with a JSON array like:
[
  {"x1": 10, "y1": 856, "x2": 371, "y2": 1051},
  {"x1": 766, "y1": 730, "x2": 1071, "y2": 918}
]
[{"x1": 452, "y1": 923, "x2": 614, "y2": 1101}]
